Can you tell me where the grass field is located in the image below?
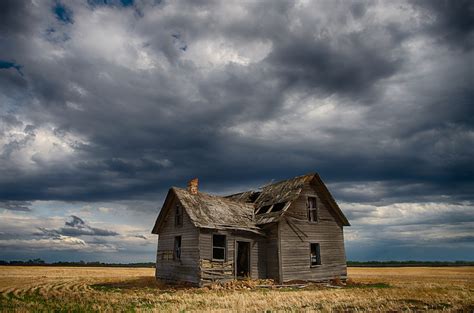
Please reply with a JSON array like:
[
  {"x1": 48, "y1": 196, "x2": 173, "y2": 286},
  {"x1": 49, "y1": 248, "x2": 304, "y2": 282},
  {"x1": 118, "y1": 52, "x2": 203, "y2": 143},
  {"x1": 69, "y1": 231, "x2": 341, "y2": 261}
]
[{"x1": 0, "y1": 266, "x2": 472, "y2": 312}]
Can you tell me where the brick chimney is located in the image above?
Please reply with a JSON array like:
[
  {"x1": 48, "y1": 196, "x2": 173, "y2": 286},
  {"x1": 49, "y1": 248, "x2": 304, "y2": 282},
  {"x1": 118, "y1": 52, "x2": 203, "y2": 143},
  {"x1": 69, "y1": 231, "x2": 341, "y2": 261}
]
[{"x1": 187, "y1": 178, "x2": 199, "y2": 195}]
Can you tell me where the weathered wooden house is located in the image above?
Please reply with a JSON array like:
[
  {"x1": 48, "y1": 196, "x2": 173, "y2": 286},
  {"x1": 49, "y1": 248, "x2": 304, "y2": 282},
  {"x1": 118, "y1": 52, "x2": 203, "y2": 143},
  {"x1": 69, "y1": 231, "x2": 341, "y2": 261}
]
[{"x1": 151, "y1": 173, "x2": 350, "y2": 286}]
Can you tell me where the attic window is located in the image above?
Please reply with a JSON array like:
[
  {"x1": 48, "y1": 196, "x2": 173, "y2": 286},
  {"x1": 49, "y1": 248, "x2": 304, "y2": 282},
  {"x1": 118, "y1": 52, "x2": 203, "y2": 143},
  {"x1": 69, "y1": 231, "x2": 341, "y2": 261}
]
[
  {"x1": 270, "y1": 202, "x2": 286, "y2": 212},
  {"x1": 256, "y1": 205, "x2": 271, "y2": 214},
  {"x1": 249, "y1": 192, "x2": 261, "y2": 202},
  {"x1": 212, "y1": 234, "x2": 226, "y2": 261},
  {"x1": 307, "y1": 197, "x2": 318, "y2": 222},
  {"x1": 175, "y1": 205, "x2": 183, "y2": 227},
  {"x1": 310, "y1": 243, "x2": 321, "y2": 266}
]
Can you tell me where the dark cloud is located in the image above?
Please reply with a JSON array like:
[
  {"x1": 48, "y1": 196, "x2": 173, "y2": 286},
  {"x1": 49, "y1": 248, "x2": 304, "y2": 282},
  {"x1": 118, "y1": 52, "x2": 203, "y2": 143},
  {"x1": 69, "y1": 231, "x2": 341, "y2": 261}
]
[
  {"x1": 0, "y1": 0, "x2": 472, "y2": 262},
  {"x1": 36, "y1": 215, "x2": 119, "y2": 237},
  {"x1": 0, "y1": 0, "x2": 36, "y2": 35},
  {"x1": 411, "y1": 0, "x2": 474, "y2": 50},
  {"x1": 62, "y1": 215, "x2": 119, "y2": 236},
  {"x1": 0, "y1": 201, "x2": 32, "y2": 212},
  {"x1": 264, "y1": 33, "x2": 403, "y2": 97},
  {"x1": 87, "y1": 0, "x2": 135, "y2": 8}
]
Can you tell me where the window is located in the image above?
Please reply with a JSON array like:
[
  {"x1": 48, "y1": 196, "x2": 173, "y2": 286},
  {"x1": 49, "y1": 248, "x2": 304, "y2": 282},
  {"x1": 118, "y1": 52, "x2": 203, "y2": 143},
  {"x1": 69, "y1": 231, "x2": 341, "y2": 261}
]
[
  {"x1": 256, "y1": 205, "x2": 271, "y2": 215},
  {"x1": 175, "y1": 205, "x2": 183, "y2": 227},
  {"x1": 270, "y1": 202, "x2": 286, "y2": 212},
  {"x1": 307, "y1": 196, "x2": 318, "y2": 222},
  {"x1": 212, "y1": 234, "x2": 226, "y2": 261},
  {"x1": 310, "y1": 243, "x2": 321, "y2": 266},
  {"x1": 174, "y1": 236, "x2": 181, "y2": 260}
]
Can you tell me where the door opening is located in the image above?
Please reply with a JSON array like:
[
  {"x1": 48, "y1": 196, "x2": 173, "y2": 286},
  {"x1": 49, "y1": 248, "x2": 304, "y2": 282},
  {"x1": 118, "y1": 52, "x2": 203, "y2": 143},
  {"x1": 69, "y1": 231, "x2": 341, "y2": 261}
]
[{"x1": 236, "y1": 241, "x2": 250, "y2": 278}]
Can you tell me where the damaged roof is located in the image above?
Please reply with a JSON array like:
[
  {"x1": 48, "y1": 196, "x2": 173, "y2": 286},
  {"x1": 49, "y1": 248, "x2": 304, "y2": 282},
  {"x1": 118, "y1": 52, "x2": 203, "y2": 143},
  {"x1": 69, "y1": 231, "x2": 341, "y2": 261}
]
[
  {"x1": 152, "y1": 173, "x2": 349, "y2": 235},
  {"x1": 152, "y1": 187, "x2": 263, "y2": 235},
  {"x1": 227, "y1": 173, "x2": 349, "y2": 226}
]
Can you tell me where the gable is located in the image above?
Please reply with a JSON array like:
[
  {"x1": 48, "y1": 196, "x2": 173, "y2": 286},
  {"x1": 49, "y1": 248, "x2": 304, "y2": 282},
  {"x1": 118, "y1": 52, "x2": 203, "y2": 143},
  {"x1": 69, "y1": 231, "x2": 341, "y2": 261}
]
[
  {"x1": 283, "y1": 178, "x2": 348, "y2": 226},
  {"x1": 310, "y1": 175, "x2": 350, "y2": 226},
  {"x1": 237, "y1": 173, "x2": 349, "y2": 226},
  {"x1": 151, "y1": 188, "x2": 183, "y2": 234}
]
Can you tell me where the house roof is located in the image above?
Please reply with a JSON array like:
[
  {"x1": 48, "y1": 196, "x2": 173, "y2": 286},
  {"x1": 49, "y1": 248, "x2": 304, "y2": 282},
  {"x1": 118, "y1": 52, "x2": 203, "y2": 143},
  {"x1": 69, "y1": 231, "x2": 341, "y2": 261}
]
[
  {"x1": 151, "y1": 187, "x2": 263, "y2": 235},
  {"x1": 152, "y1": 172, "x2": 349, "y2": 235},
  {"x1": 227, "y1": 173, "x2": 350, "y2": 226}
]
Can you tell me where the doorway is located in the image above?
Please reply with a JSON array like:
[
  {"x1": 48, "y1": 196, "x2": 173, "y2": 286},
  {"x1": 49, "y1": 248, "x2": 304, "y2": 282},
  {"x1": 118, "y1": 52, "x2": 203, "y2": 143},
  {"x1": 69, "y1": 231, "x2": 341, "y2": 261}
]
[{"x1": 236, "y1": 241, "x2": 250, "y2": 278}]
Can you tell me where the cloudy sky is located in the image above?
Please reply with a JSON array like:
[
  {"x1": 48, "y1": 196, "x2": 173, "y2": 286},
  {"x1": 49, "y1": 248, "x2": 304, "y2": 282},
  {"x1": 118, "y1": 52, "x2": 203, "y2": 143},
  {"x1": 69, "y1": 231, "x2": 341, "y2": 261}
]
[{"x1": 0, "y1": 0, "x2": 473, "y2": 263}]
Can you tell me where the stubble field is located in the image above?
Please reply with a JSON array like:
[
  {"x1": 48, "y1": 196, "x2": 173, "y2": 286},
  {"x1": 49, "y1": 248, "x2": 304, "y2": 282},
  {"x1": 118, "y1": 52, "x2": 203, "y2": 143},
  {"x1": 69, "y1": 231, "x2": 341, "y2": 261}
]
[{"x1": 0, "y1": 266, "x2": 472, "y2": 312}]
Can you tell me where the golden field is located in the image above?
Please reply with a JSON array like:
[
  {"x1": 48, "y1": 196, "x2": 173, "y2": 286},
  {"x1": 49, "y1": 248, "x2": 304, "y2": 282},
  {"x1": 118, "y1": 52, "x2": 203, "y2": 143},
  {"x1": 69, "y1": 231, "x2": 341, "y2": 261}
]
[{"x1": 0, "y1": 266, "x2": 472, "y2": 312}]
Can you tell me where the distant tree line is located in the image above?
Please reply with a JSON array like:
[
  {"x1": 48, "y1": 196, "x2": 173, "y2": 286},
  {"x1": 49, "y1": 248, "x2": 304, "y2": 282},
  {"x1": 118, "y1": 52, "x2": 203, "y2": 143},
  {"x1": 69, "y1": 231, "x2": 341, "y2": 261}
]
[
  {"x1": 0, "y1": 259, "x2": 155, "y2": 268},
  {"x1": 1, "y1": 259, "x2": 472, "y2": 267},
  {"x1": 347, "y1": 260, "x2": 474, "y2": 267}
]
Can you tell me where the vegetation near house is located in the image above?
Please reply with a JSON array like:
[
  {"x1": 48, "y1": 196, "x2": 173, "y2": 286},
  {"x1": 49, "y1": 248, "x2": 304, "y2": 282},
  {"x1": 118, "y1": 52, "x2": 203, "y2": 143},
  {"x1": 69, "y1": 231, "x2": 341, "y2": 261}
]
[{"x1": 151, "y1": 173, "x2": 350, "y2": 286}]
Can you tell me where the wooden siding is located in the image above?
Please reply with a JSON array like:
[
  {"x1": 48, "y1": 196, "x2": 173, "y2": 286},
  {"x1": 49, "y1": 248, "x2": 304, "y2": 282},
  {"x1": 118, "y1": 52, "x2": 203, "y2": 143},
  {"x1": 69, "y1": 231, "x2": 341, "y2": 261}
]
[
  {"x1": 279, "y1": 181, "x2": 347, "y2": 282},
  {"x1": 261, "y1": 224, "x2": 279, "y2": 282},
  {"x1": 198, "y1": 229, "x2": 263, "y2": 283},
  {"x1": 155, "y1": 197, "x2": 200, "y2": 284}
]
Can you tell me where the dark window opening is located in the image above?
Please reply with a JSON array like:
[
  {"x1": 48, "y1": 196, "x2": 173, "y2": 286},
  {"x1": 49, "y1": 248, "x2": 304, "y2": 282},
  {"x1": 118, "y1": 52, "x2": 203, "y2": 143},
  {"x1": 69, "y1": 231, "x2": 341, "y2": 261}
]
[
  {"x1": 175, "y1": 205, "x2": 183, "y2": 227},
  {"x1": 249, "y1": 192, "x2": 261, "y2": 202},
  {"x1": 310, "y1": 243, "x2": 321, "y2": 266},
  {"x1": 174, "y1": 236, "x2": 181, "y2": 260},
  {"x1": 256, "y1": 205, "x2": 271, "y2": 214},
  {"x1": 307, "y1": 196, "x2": 318, "y2": 222},
  {"x1": 270, "y1": 202, "x2": 286, "y2": 212},
  {"x1": 212, "y1": 234, "x2": 226, "y2": 261}
]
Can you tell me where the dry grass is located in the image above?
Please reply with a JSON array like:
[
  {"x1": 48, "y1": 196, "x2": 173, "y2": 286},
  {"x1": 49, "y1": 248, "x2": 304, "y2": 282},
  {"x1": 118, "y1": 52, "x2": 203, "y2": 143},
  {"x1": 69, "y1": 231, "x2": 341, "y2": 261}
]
[{"x1": 0, "y1": 266, "x2": 472, "y2": 312}]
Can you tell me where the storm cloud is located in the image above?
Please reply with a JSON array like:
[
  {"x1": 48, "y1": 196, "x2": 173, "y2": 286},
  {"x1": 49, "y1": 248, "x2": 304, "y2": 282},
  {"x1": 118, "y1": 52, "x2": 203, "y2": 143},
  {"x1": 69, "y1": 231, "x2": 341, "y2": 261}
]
[{"x1": 0, "y1": 0, "x2": 472, "y2": 262}]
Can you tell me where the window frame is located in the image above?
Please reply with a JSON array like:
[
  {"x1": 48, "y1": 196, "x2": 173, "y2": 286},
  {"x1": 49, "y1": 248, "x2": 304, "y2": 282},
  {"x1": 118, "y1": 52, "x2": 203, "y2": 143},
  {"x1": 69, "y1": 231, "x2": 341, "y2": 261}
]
[
  {"x1": 307, "y1": 196, "x2": 319, "y2": 223},
  {"x1": 174, "y1": 236, "x2": 182, "y2": 261},
  {"x1": 212, "y1": 234, "x2": 227, "y2": 261},
  {"x1": 310, "y1": 243, "x2": 321, "y2": 267},
  {"x1": 175, "y1": 205, "x2": 183, "y2": 227}
]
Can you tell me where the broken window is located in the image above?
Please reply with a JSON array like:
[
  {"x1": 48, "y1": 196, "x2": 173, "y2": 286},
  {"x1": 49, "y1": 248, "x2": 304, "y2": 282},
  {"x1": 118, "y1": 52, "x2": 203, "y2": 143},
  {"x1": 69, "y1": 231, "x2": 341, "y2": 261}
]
[
  {"x1": 255, "y1": 205, "x2": 271, "y2": 215},
  {"x1": 175, "y1": 205, "x2": 183, "y2": 227},
  {"x1": 270, "y1": 202, "x2": 286, "y2": 212},
  {"x1": 310, "y1": 243, "x2": 321, "y2": 266},
  {"x1": 212, "y1": 234, "x2": 226, "y2": 261},
  {"x1": 174, "y1": 236, "x2": 181, "y2": 260},
  {"x1": 307, "y1": 196, "x2": 318, "y2": 222}
]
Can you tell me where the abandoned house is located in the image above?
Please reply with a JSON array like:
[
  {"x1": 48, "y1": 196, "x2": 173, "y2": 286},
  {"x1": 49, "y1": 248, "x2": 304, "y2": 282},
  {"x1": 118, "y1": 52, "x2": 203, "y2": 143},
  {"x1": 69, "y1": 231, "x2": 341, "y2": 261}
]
[{"x1": 151, "y1": 173, "x2": 350, "y2": 286}]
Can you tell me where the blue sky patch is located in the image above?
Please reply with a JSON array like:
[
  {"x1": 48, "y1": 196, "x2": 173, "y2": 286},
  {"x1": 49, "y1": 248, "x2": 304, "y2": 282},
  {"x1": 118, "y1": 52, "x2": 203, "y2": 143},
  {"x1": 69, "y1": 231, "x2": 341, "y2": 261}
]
[
  {"x1": 0, "y1": 60, "x2": 23, "y2": 76},
  {"x1": 53, "y1": 2, "x2": 73, "y2": 24},
  {"x1": 87, "y1": 0, "x2": 134, "y2": 7}
]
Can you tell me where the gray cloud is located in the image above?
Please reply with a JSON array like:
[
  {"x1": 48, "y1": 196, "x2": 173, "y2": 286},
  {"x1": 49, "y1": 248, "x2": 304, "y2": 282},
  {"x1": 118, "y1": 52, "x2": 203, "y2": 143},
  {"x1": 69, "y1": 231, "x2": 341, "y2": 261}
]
[
  {"x1": 0, "y1": 0, "x2": 472, "y2": 261},
  {"x1": 0, "y1": 201, "x2": 32, "y2": 212},
  {"x1": 62, "y1": 215, "x2": 119, "y2": 236},
  {"x1": 411, "y1": 0, "x2": 474, "y2": 50},
  {"x1": 0, "y1": 0, "x2": 471, "y2": 206},
  {"x1": 36, "y1": 215, "x2": 119, "y2": 238}
]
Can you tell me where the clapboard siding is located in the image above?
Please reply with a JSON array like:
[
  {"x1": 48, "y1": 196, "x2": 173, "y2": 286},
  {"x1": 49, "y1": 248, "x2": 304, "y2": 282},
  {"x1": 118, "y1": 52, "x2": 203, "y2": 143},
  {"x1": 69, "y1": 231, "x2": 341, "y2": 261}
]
[
  {"x1": 199, "y1": 229, "x2": 263, "y2": 283},
  {"x1": 279, "y1": 182, "x2": 347, "y2": 282},
  {"x1": 155, "y1": 198, "x2": 200, "y2": 284},
  {"x1": 261, "y1": 224, "x2": 279, "y2": 282},
  {"x1": 153, "y1": 174, "x2": 349, "y2": 286}
]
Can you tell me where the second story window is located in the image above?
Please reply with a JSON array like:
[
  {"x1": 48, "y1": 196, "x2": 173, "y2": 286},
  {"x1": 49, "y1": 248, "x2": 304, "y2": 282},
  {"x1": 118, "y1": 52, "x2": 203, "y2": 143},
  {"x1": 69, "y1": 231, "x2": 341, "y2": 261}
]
[
  {"x1": 175, "y1": 205, "x2": 183, "y2": 227},
  {"x1": 307, "y1": 196, "x2": 318, "y2": 222}
]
